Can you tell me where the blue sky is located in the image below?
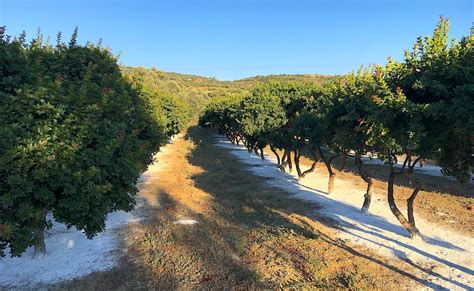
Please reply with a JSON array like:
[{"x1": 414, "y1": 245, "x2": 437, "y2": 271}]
[{"x1": 1, "y1": 0, "x2": 472, "y2": 80}]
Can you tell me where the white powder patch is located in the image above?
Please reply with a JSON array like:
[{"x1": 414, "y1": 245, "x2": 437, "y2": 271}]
[
  {"x1": 215, "y1": 135, "x2": 474, "y2": 290},
  {"x1": 173, "y1": 219, "x2": 199, "y2": 225},
  {"x1": 0, "y1": 210, "x2": 140, "y2": 289}
]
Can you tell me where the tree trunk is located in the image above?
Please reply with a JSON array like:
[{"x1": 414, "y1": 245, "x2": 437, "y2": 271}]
[
  {"x1": 301, "y1": 161, "x2": 317, "y2": 179},
  {"x1": 34, "y1": 209, "x2": 48, "y2": 256},
  {"x1": 270, "y1": 145, "x2": 281, "y2": 166},
  {"x1": 281, "y1": 149, "x2": 288, "y2": 164},
  {"x1": 405, "y1": 171, "x2": 422, "y2": 235},
  {"x1": 318, "y1": 147, "x2": 336, "y2": 195},
  {"x1": 355, "y1": 156, "x2": 373, "y2": 213},
  {"x1": 407, "y1": 188, "x2": 420, "y2": 226},
  {"x1": 387, "y1": 166, "x2": 420, "y2": 238},
  {"x1": 260, "y1": 148, "x2": 265, "y2": 160},
  {"x1": 287, "y1": 149, "x2": 293, "y2": 173},
  {"x1": 328, "y1": 173, "x2": 335, "y2": 194},
  {"x1": 279, "y1": 149, "x2": 288, "y2": 172},
  {"x1": 293, "y1": 147, "x2": 317, "y2": 180},
  {"x1": 294, "y1": 149, "x2": 302, "y2": 178}
]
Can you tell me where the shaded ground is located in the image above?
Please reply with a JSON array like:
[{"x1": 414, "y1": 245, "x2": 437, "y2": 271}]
[{"x1": 52, "y1": 127, "x2": 423, "y2": 289}]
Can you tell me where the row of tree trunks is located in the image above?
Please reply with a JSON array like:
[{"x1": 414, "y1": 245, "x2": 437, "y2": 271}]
[
  {"x1": 270, "y1": 145, "x2": 281, "y2": 166},
  {"x1": 222, "y1": 130, "x2": 425, "y2": 240},
  {"x1": 279, "y1": 148, "x2": 293, "y2": 173}
]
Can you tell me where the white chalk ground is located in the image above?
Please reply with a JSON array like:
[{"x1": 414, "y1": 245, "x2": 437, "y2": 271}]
[
  {"x1": 173, "y1": 219, "x2": 199, "y2": 225},
  {"x1": 0, "y1": 137, "x2": 177, "y2": 289},
  {"x1": 0, "y1": 210, "x2": 141, "y2": 289},
  {"x1": 216, "y1": 136, "x2": 474, "y2": 290}
]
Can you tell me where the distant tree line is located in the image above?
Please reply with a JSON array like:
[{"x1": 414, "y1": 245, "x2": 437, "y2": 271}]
[
  {"x1": 0, "y1": 27, "x2": 191, "y2": 257},
  {"x1": 199, "y1": 18, "x2": 473, "y2": 238},
  {"x1": 121, "y1": 66, "x2": 247, "y2": 120}
]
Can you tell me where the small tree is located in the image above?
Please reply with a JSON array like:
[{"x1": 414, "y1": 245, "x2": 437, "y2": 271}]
[
  {"x1": 199, "y1": 95, "x2": 243, "y2": 143},
  {"x1": 323, "y1": 69, "x2": 382, "y2": 209},
  {"x1": 376, "y1": 17, "x2": 473, "y2": 237},
  {"x1": 155, "y1": 94, "x2": 191, "y2": 137},
  {"x1": 238, "y1": 87, "x2": 287, "y2": 159}
]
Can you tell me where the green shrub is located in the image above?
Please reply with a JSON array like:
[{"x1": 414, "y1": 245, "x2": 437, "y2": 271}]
[{"x1": 0, "y1": 28, "x2": 166, "y2": 257}]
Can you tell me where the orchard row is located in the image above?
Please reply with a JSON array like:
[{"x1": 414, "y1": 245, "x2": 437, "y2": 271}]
[{"x1": 199, "y1": 18, "x2": 473, "y2": 238}]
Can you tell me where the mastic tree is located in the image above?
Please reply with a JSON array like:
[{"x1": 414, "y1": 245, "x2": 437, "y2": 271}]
[
  {"x1": 251, "y1": 81, "x2": 321, "y2": 176},
  {"x1": 0, "y1": 29, "x2": 166, "y2": 257},
  {"x1": 126, "y1": 75, "x2": 192, "y2": 138},
  {"x1": 155, "y1": 94, "x2": 191, "y2": 137},
  {"x1": 368, "y1": 70, "x2": 426, "y2": 238},
  {"x1": 291, "y1": 82, "x2": 343, "y2": 194},
  {"x1": 375, "y1": 17, "x2": 474, "y2": 237},
  {"x1": 237, "y1": 87, "x2": 288, "y2": 159},
  {"x1": 302, "y1": 71, "x2": 375, "y2": 200},
  {"x1": 199, "y1": 95, "x2": 244, "y2": 143},
  {"x1": 386, "y1": 17, "x2": 473, "y2": 182}
]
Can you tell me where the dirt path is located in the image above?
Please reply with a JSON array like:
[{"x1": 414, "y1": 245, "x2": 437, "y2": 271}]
[{"x1": 52, "y1": 127, "x2": 467, "y2": 289}]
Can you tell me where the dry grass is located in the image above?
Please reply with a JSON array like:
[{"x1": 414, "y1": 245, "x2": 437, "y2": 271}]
[{"x1": 53, "y1": 127, "x2": 435, "y2": 289}]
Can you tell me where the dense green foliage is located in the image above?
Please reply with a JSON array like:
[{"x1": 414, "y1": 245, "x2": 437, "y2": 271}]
[
  {"x1": 233, "y1": 74, "x2": 338, "y2": 89},
  {"x1": 158, "y1": 95, "x2": 192, "y2": 136},
  {"x1": 125, "y1": 72, "x2": 194, "y2": 137},
  {"x1": 0, "y1": 29, "x2": 169, "y2": 257},
  {"x1": 199, "y1": 18, "x2": 473, "y2": 238},
  {"x1": 152, "y1": 94, "x2": 192, "y2": 137}
]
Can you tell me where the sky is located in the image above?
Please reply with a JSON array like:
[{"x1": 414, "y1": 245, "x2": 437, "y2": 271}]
[{"x1": 1, "y1": 0, "x2": 472, "y2": 80}]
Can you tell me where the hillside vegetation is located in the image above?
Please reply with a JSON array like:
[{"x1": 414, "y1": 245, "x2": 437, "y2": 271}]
[{"x1": 121, "y1": 66, "x2": 337, "y2": 117}]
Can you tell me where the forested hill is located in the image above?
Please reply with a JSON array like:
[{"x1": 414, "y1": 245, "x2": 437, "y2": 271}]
[
  {"x1": 121, "y1": 66, "x2": 243, "y2": 111},
  {"x1": 233, "y1": 74, "x2": 338, "y2": 88},
  {"x1": 120, "y1": 66, "x2": 337, "y2": 113}
]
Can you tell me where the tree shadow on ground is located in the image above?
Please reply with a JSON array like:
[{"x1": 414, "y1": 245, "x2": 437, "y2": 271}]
[{"x1": 185, "y1": 126, "x2": 472, "y2": 290}]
